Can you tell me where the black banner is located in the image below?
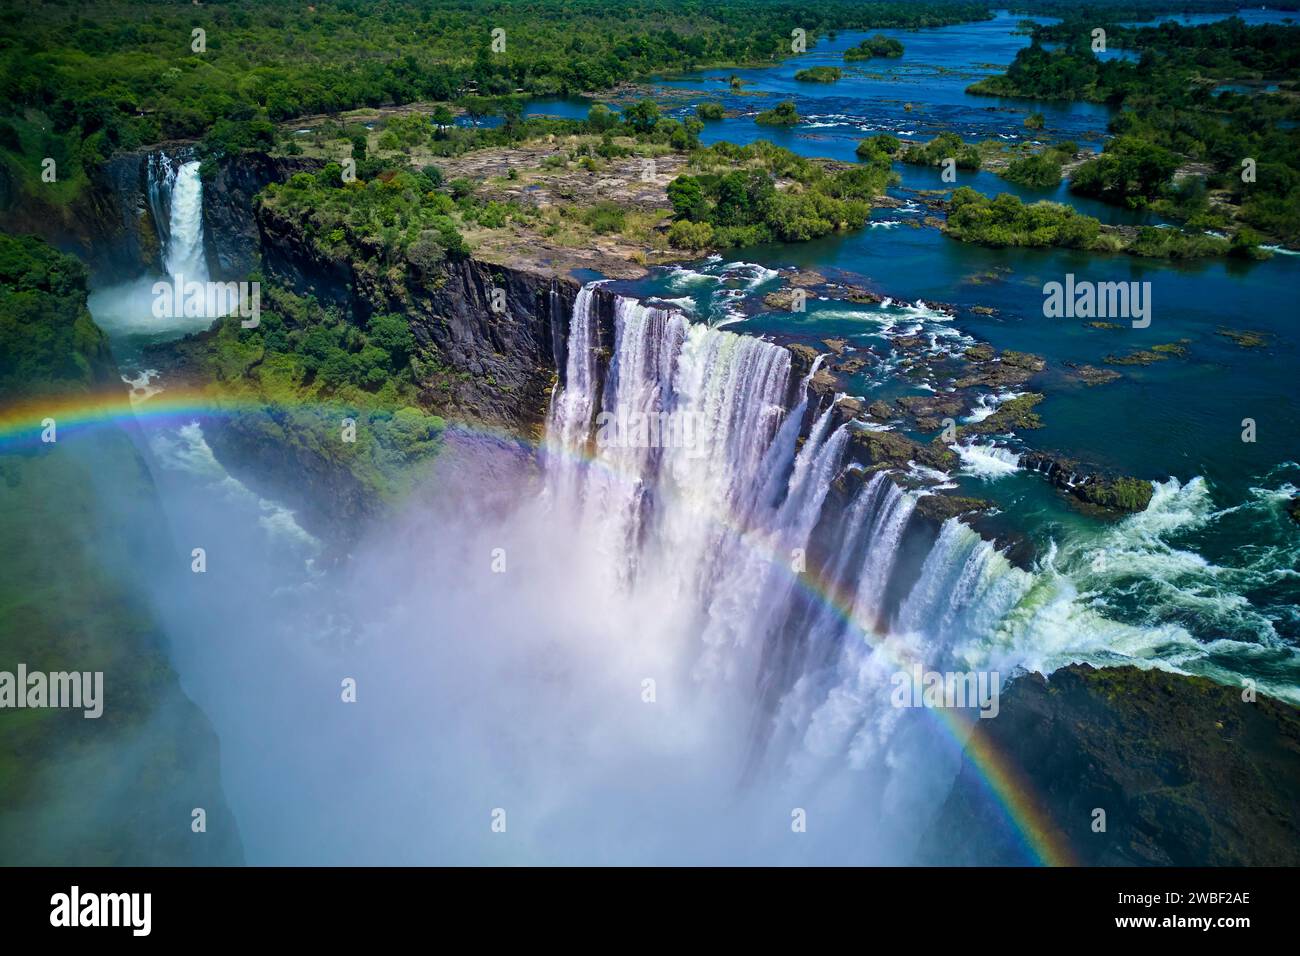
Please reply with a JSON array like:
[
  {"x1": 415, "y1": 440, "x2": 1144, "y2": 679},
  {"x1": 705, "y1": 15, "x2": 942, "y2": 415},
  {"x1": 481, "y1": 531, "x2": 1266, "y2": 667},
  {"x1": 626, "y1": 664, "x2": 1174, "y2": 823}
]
[{"x1": 0, "y1": 866, "x2": 1280, "y2": 941}]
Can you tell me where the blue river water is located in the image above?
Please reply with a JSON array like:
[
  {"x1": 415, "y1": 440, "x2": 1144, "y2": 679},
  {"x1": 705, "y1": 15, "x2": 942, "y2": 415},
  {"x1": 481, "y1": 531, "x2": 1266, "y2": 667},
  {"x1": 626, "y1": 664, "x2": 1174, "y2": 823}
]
[{"x1": 526, "y1": 8, "x2": 1300, "y2": 688}]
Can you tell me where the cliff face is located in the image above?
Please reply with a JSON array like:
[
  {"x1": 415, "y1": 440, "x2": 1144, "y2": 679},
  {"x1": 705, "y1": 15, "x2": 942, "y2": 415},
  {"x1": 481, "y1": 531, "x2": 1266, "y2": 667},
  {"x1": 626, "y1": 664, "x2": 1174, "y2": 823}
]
[
  {"x1": 0, "y1": 148, "x2": 161, "y2": 281},
  {"x1": 257, "y1": 199, "x2": 577, "y2": 436},
  {"x1": 202, "y1": 153, "x2": 322, "y2": 280},
  {"x1": 919, "y1": 663, "x2": 1300, "y2": 866}
]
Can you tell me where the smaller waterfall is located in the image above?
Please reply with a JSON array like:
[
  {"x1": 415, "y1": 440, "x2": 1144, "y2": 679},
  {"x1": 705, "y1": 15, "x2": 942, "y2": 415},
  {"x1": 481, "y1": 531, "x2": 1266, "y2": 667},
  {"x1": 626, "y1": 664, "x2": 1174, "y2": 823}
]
[{"x1": 163, "y1": 159, "x2": 208, "y2": 280}]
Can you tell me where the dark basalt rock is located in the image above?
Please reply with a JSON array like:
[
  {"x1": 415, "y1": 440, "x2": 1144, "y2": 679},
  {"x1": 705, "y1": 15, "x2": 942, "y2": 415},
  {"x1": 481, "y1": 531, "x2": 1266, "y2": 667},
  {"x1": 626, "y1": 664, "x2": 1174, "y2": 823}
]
[
  {"x1": 0, "y1": 146, "x2": 165, "y2": 281},
  {"x1": 202, "y1": 152, "x2": 324, "y2": 280},
  {"x1": 1063, "y1": 361, "x2": 1121, "y2": 386},
  {"x1": 896, "y1": 393, "x2": 966, "y2": 431},
  {"x1": 957, "y1": 392, "x2": 1044, "y2": 438},
  {"x1": 847, "y1": 428, "x2": 957, "y2": 473},
  {"x1": 920, "y1": 664, "x2": 1300, "y2": 866},
  {"x1": 954, "y1": 347, "x2": 1046, "y2": 389},
  {"x1": 865, "y1": 400, "x2": 895, "y2": 422},
  {"x1": 913, "y1": 493, "x2": 992, "y2": 522},
  {"x1": 1020, "y1": 451, "x2": 1154, "y2": 514},
  {"x1": 256, "y1": 199, "x2": 576, "y2": 437},
  {"x1": 1104, "y1": 341, "x2": 1190, "y2": 366}
]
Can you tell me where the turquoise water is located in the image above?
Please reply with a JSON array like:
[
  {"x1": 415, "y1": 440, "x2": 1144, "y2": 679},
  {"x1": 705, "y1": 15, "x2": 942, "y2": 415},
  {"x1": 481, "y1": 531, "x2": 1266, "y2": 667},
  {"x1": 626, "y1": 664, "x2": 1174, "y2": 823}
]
[{"x1": 579, "y1": 8, "x2": 1300, "y2": 690}]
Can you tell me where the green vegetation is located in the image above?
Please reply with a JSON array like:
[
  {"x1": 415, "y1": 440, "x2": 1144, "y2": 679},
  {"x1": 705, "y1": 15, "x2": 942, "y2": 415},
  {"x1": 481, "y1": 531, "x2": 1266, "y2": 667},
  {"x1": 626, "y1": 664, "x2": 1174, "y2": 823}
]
[
  {"x1": 902, "y1": 132, "x2": 981, "y2": 171},
  {"x1": 967, "y1": 16, "x2": 1300, "y2": 242},
  {"x1": 0, "y1": 234, "x2": 111, "y2": 398},
  {"x1": 955, "y1": 392, "x2": 1044, "y2": 439},
  {"x1": 0, "y1": 234, "x2": 241, "y2": 865},
  {"x1": 844, "y1": 34, "x2": 905, "y2": 60},
  {"x1": 164, "y1": 283, "x2": 446, "y2": 506},
  {"x1": 795, "y1": 66, "x2": 843, "y2": 83},
  {"x1": 856, "y1": 133, "x2": 901, "y2": 161},
  {"x1": 1001, "y1": 142, "x2": 1076, "y2": 188},
  {"x1": 666, "y1": 139, "x2": 895, "y2": 248},
  {"x1": 943, "y1": 186, "x2": 1250, "y2": 259},
  {"x1": 941, "y1": 185, "x2": 1097, "y2": 249},
  {"x1": 1076, "y1": 475, "x2": 1153, "y2": 513},
  {"x1": 755, "y1": 100, "x2": 799, "y2": 126},
  {"x1": 1069, "y1": 135, "x2": 1179, "y2": 207},
  {"x1": 0, "y1": 0, "x2": 991, "y2": 212},
  {"x1": 261, "y1": 165, "x2": 469, "y2": 267},
  {"x1": 696, "y1": 101, "x2": 727, "y2": 121}
]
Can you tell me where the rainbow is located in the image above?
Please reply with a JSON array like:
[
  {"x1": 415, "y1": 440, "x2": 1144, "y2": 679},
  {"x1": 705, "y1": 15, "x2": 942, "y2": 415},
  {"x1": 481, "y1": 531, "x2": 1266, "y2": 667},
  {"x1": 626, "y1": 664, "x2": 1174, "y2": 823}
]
[{"x1": 0, "y1": 384, "x2": 1078, "y2": 866}]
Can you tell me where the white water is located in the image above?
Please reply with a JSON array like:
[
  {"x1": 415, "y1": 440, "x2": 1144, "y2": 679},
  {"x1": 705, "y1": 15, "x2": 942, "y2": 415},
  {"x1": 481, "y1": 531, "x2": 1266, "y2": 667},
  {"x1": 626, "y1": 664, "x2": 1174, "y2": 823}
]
[
  {"x1": 540, "y1": 285, "x2": 1300, "y2": 770},
  {"x1": 163, "y1": 160, "x2": 209, "y2": 281},
  {"x1": 113, "y1": 282, "x2": 1297, "y2": 865},
  {"x1": 955, "y1": 441, "x2": 1021, "y2": 479},
  {"x1": 88, "y1": 152, "x2": 212, "y2": 343}
]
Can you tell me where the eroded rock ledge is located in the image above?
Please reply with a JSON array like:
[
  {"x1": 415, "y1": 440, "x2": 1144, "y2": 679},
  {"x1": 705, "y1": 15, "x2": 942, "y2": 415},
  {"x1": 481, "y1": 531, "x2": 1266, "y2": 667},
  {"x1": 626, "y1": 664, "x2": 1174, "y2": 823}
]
[{"x1": 920, "y1": 663, "x2": 1300, "y2": 866}]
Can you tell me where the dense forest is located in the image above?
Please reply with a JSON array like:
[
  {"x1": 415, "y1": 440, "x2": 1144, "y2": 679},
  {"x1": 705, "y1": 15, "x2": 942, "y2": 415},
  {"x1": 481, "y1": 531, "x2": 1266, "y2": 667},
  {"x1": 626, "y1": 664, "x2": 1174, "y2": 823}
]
[
  {"x1": 968, "y1": 16, "x2": 1300, "y2": 239},
  {"x1": 665, "y1": 140, "x2": 896, "y2": 248},
  {"x1": 0, "y1": 0, "x2": 989, "y2": 202},
  {"x1": 0, "y1": 234, "x2": 111, "y2": 397}
]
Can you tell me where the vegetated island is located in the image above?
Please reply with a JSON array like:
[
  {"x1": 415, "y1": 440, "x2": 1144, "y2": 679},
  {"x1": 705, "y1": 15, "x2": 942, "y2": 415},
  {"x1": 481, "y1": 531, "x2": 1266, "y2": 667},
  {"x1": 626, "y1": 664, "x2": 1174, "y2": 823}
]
[
  {"x1": 794, "y1": 66, "x2": 843, "y2": 83},
  {"x1": 965, "y1": 15, "x2": 1300, "y2": 245},
  {"x1": 844, "y1": 34, "x2": 905, "y2": 60}
]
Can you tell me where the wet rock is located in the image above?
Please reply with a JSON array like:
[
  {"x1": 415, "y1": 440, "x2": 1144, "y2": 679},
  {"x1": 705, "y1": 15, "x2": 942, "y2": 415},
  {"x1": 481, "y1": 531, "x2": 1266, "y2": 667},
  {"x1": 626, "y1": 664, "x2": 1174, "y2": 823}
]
[
  {"x1": 914, "y1": 494, "x2": 992, "y2": 522},
  {"x1": 866, "y1": 400, "x2": 895, "y2": 422},
  {"x1": 896, "y1": 393, "x2": 967, "y2": 431},
  {"x1": 1104, "y1": 341, "x2": 1190, "y2": 365},
  {"x1": 784, "y1": 268, "x2": 827, "y2": 287},
  {"x1": 831, "y1": 355, "x2": 870, "y2": 375},
  {"x1": 1019, "y1": 450, "x2": 1153, "y2": 514},
  {"x1": 1216, "y1": 327, "x2": 1272, "y2": 348},
  {"x1": 1064, "y1": 362, "x2": 1122, "y2": 386},
  {"x1": 958, "y1": 393, "x2": 1044, "y2": 437},
  {"x1": 954, "y1": 348, "x2": 1046, "y2": 389},
  {"x1": 763, "y1": 288, "x2": 802, "y2": 310},
  {"x1": 920, "y1": 664, "x2": 1300, "y2": 866},
  {"x1": 847, "y1": 428, "x2": 957, "y2": 473}
]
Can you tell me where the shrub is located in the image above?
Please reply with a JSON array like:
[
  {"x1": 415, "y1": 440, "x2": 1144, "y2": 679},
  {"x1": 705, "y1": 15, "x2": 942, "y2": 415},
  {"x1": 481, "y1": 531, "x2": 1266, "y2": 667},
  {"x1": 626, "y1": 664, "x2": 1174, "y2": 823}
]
[
  {"x1": 668, "y1": 220, "x2": 716, "y2": 249},
  {"x1": 755, "y1": 101, "x2": 799, "y2": 126}
]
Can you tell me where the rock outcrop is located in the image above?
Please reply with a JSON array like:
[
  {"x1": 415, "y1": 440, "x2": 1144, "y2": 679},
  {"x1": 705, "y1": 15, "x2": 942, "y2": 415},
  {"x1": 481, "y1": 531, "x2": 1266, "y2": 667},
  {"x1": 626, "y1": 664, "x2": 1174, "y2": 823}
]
[
  {"x1": 257, "y1": 197, "x2": 577, "y2": 436},
  {"x1": 920, "y1": 664, "x2": 1300, "y2": 866}
]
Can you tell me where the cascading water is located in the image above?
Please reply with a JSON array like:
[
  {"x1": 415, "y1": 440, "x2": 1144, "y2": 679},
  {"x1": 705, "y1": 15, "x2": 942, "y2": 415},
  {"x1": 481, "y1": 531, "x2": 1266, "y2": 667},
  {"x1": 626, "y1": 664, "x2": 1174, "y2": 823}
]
[
  {"x1": 542, "y1": 286, "x2": 1017, "y2": 773},
  {"x1": 146, "y1": 151, "x2": 208, "y2": 280},
  {"x1": 162, "y1": 158, "x2": 208, "y2": 280},
  {"x1": 90, "y1": 151, "x2": 212, "y2": 344},
  {"x1": 537, "y1": 281, "x2": 1300, "y2": 814}
]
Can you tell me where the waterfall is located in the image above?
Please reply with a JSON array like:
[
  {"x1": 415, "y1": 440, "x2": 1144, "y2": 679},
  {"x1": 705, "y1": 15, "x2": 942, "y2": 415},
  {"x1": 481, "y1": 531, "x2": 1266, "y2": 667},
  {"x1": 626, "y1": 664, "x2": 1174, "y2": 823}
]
[
  {"x1": 165, "y1": 160, "x2": 208, "y2": 280},
  {"x1": 147, "y1": 151, "x2": 208, "y2": 280},
  {"x1": 541, "y1": 286, "x2": 994, "y2": 720},
  {"x1": 537, "y1": 283, "x2": 1214, "y2": 800}
]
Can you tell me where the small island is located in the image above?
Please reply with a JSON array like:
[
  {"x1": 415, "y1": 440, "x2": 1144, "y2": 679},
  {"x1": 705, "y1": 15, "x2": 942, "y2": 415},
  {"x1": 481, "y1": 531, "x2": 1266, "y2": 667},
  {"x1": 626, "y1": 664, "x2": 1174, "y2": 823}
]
[
  {"x1": 844, "y1": 34, "x2": 904, "y2": 60},
  {"x1": 794, "y1": 66, "x2": 842, "y2": 83},
  {"x1": 755, "y1": 100, "x2": 799, "y2": 126}
]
